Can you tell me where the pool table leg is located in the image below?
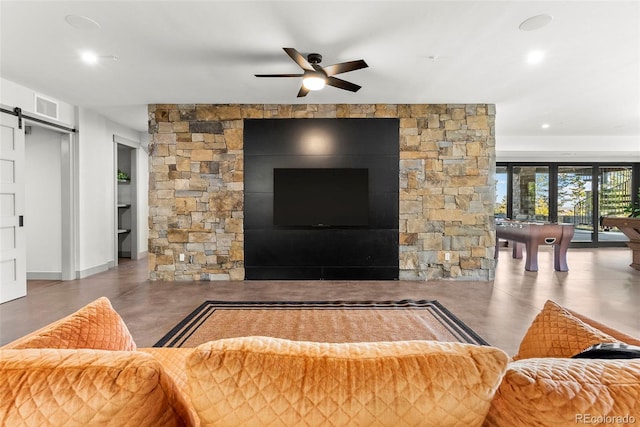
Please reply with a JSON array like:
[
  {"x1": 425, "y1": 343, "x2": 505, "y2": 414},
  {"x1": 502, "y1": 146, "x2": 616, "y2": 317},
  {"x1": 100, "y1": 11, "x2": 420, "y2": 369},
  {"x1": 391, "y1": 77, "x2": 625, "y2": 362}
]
[
  {"x1": 511, "y1": 242, "x2": 523, "y2": 259},
  {"x1": 524, "y1": 242, "x2": 539, "y2": 272},
  {"x1": 554, "y1": 240, "x2": 570, "y2": 271}
]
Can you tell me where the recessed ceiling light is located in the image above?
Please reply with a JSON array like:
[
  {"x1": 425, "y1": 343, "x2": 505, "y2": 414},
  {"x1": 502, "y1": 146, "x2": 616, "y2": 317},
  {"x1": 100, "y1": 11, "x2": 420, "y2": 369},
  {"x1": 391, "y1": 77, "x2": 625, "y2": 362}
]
[
  {"x1": 527, "y1": 50, "x2": 545, "y2": 64},
  {"x1": 541, "y1": 123, "x2": 550, "y2": 129},
  {"x1": 65, "y1": 15, "x2": 101, "y2": 30},
  {"x1": 80, "y1": 52, "x2": 118, "y2": 65},
  {"x1": 81, "y1": 51, "x2": 98, "y2": 65},
  {"x1": 519, "y1": 14, "x2": 553, "y2": 31}
]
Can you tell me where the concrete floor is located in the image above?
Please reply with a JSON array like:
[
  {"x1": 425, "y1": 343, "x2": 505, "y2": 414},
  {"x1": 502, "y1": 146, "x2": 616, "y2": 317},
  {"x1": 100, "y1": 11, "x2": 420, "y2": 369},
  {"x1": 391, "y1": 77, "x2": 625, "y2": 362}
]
[{"x1": 1, "y1": 247, "x2": 638, "y2": 355}]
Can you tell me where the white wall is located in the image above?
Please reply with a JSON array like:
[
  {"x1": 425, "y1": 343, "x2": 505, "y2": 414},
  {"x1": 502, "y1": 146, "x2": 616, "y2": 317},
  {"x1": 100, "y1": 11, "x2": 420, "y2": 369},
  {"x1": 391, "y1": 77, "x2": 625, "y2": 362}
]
[
  {"x1": 75, "y1": 112, "x2": 148, "y2": 276},
  {"x1": 76, "y1": 108, "x2": 113, "y2": 276},
  {"x1": 25, "y1": 125, "x2": 62, "y2": 277},
  {"x1": 497, "y1": 135, "x2": 640, "y2": 162},
  {"x1": 2, "y1": 77, "x2": 148, "y2": 279},
  {"x1": 0, "y1": 79, "x2": 75, "y2": 127},
  {"x1": 137, "y1": 132, "x2": 149, "y2": 257}
]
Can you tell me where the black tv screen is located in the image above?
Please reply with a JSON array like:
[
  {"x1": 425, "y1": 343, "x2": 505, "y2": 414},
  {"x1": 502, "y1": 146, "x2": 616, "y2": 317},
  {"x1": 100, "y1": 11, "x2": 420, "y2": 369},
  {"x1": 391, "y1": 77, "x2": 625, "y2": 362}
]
[{"x1": 273, "y1": 168, "x2": 369, "y2": 227}]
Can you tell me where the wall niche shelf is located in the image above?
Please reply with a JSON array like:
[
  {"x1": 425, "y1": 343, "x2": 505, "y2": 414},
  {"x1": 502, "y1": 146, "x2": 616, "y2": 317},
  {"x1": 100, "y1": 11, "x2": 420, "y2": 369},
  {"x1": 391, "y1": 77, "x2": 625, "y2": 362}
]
[{"x1": 116, "y1": 142, "x2": 136, "y2": 260}]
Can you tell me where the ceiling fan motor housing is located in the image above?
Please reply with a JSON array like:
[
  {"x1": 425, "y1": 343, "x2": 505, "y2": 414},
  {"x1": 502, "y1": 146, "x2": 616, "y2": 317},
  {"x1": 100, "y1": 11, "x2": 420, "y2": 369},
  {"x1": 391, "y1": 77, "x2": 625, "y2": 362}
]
[{"x1": 307, "y1": 53, "x2": 322, "y2": 64}]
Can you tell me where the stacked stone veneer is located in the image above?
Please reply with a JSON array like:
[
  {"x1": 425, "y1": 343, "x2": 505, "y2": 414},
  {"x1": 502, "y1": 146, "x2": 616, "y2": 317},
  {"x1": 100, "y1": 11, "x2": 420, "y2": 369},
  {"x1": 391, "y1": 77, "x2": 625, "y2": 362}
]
[{"x1": 148, "y1": 104, "x2": 496, "y2": 281}]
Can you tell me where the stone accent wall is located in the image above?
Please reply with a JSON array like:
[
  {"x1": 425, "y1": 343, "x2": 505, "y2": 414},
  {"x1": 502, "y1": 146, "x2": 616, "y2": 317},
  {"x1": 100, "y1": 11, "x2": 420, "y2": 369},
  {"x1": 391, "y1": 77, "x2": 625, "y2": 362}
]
[{"x1": 148, "y1": 104, "x2": 496, "y2": 281}]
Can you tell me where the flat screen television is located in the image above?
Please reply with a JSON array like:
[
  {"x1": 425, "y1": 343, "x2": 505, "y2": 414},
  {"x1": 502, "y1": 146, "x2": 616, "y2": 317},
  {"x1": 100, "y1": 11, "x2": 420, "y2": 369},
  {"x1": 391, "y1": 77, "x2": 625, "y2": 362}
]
[{"x1": 273, "y1": 168, "x2": 369, "y2": 227}]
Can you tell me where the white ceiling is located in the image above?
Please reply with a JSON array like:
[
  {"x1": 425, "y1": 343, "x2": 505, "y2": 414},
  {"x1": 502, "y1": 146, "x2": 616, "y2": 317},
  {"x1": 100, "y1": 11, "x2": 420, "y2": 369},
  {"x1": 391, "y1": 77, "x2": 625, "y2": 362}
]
[{"x1": 1, "y1": 1, "x2": 639, "y2": 137}]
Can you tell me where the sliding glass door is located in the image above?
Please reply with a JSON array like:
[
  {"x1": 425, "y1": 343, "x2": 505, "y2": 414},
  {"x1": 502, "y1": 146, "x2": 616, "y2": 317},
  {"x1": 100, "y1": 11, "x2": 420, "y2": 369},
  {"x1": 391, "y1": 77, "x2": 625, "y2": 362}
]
[
  {"x1": 598, "y1": 166, "x2": 632, "y2": 243},
  {"x1": 557, "y1": 166, "x2": 593, "y2": 242},
  {"x1": 512, "y1": 166, "x2": 549, "y2": 221},
  {"x1": 495, "y1": 165, "x2": 508, "y2": 219},
  {"x1": 495, "y1": 162, "x2": 639, "y2": 247}
]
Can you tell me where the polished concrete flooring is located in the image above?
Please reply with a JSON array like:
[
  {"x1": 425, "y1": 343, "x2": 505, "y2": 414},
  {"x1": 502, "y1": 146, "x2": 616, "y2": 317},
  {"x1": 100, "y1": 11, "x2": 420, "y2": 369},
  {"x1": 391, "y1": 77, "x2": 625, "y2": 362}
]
[{"x1": 1, "y1": 247, "x2": 638, "y2": 355}]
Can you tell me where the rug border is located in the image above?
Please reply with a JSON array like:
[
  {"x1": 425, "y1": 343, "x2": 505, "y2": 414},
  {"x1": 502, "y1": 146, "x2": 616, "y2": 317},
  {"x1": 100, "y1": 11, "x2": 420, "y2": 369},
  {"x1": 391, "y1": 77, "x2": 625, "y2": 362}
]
[{"x1": 153, "y1": 299, "x2": 488, "y2": 347}]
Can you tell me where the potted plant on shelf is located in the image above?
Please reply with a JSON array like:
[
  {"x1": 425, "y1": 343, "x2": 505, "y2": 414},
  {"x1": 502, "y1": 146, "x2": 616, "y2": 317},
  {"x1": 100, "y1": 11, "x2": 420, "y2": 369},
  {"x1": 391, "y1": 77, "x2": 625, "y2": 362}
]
[
  {"x1": 117, "y1": 169, "x2": 130, "y2": 182},
  {"x1": 623, "y1": 188, "x2": 640, "y2": 218}
]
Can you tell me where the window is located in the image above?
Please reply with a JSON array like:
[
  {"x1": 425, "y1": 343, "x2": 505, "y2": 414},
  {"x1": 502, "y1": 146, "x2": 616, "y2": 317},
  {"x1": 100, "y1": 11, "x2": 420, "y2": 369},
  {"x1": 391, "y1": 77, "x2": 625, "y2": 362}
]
[
  {"x1": 557, "y1": 166, "x2": 593, "y2": 242},
  {"x1": 495, "y1": 166, "x2": 508, "y2": 218},
  {"x1": 512, "y1": 166, "x2": 549, "y2": 221},
  {"x1": 496, "y1": 162, "x2": 639, "y2": 247},
  {"x1": 598, "y1": 166, "x2": 632, "y2": 243}
]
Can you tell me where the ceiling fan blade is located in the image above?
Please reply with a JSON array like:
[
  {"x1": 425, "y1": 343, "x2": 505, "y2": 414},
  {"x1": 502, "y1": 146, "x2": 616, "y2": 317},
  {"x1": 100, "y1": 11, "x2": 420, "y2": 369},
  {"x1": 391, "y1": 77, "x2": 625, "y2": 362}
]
[
  {"x1": 326, "y1": 76, "x2": 362, "y2": 92},
  {"x1": 322, "y1": 60, "x2": 368, "y2": 76},
  {"x1": 283, "y1": 47, "x2": 314, "y2": 71},
  {"x1": 254, "y1": 73, "x2": 304, "y2": 78},
  {"x1": 297, "y1": 85, "x2": 310, "y2": 98}
]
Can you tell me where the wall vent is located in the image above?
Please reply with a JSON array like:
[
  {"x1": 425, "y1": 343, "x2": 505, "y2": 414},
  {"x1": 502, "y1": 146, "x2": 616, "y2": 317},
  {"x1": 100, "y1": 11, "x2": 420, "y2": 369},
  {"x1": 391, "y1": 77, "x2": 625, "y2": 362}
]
[{"x1": 34, "y1": 94, "x2": 59, "y2": 120}]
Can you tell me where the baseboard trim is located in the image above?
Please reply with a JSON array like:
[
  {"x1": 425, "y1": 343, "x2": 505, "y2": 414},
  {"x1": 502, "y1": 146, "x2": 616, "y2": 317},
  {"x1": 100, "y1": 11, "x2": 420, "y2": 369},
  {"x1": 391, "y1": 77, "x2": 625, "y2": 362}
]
[
  {"x1": 76, "y1": 263, "x2": 110, "y2": 279},
  {"x1": 27, "y1": 272, "x2": 62, "y2": 280}
]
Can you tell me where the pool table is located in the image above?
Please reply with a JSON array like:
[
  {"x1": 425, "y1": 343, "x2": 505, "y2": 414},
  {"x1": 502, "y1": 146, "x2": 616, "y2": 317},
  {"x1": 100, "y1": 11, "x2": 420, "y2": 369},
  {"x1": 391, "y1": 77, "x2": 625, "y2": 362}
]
[{"x1": 495, "y1": 220, "x2": 575, "y2": 272}]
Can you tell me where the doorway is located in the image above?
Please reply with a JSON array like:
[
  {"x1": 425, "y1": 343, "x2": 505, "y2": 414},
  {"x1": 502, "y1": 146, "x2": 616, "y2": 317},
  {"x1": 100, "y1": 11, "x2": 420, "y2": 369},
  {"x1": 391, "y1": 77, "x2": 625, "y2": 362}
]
[
  {"x1": 24, "y1": 123, "x2": 75, "y2": 281},
  {"x1": 114, "y1": 137, "x2": 138, "y2": 265}
]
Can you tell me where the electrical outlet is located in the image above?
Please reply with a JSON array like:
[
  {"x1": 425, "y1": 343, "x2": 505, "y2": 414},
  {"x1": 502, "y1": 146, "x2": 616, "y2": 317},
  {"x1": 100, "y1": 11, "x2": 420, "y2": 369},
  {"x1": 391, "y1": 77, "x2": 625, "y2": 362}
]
[
  {"x1": 179, "y1": 253, "x2": 185, "y2": 262},
  {"x1": 444, "y1": 252, "x2": 451, "y2": 261}
]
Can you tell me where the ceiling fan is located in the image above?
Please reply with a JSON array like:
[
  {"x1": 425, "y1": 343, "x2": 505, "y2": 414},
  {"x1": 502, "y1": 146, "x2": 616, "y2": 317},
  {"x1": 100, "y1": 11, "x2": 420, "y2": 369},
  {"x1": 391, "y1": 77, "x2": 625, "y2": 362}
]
[{"x1": 255, "y1": 47, "x2": 368, "y2": 97}]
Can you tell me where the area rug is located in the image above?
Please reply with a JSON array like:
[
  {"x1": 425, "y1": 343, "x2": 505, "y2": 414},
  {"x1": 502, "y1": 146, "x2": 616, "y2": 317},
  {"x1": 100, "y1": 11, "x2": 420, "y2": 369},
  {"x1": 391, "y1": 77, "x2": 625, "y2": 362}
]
[{"x1": 153, "y1": 299, "x2": 488, "y2": 348}]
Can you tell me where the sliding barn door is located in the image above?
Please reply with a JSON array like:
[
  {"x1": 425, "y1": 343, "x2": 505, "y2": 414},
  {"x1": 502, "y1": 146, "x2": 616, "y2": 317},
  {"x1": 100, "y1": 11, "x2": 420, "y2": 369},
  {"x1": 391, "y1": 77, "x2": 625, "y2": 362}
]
[{"x1": 0, "y1": 114, "x2": 26, "y2": 303}]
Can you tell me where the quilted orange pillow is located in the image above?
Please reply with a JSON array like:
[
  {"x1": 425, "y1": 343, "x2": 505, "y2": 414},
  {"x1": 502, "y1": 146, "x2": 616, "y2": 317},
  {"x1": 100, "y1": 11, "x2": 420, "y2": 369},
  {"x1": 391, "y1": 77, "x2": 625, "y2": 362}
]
[
  {"x1": 0, "y1": 348, "x2": 195, "y2": 427},
  {"x1": 187, "y1": 336, "x2": 508, "y2": 427},
  {"x1": 4, "y1": 297, "x2": 136, "y2": 351},
  {"x1": 484, "y1": 357, "x2": 640, "y2": 427},
  {"x1": 513, "y1": 300, "x2": 619, "y2": 360},
  {"x1": 140, "y1": 347, "x2": 199, "y2": 424}
]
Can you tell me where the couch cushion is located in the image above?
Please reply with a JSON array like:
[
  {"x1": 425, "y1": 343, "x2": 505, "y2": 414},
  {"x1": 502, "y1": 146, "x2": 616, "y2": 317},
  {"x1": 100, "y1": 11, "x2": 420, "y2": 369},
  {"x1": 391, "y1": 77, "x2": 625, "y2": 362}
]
[
  {"x1": 484, "y1": 357, "x2": 640, "y2": 426},
  {"x1": 513, "y1": 300, "x2": 619, "y2": 360},
  {"x1": 0, "y1": 348, "x2": 195, "y2": 427},
  {"x1": 3, "y1": 297, "x2": 136, "y2": 351},
  {"x1": 187, "y1": 336, "x2": 508, "y2": 427},
  {"x1": 140, "y1": 347, "x2": 199, "y2": 426},
  {"x1": 567, "y1": 308, "x2": 640, "y2": 346}
]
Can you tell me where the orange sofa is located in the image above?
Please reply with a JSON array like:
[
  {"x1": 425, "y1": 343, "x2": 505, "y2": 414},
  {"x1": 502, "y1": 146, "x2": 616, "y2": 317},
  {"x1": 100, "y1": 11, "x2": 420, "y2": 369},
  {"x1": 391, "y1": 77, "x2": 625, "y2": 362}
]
[{"x1": 1, "y1": 297, "x2": 638, "y2": 426}]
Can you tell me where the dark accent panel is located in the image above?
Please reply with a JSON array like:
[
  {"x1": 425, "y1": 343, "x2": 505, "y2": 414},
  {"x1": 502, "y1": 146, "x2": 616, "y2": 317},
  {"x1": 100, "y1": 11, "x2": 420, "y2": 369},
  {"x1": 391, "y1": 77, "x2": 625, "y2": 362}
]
[
  {"x1": 244, "y1": 118, "x2": 399, "y2": 280},
  {"x1": 245, "y1": 230, "x2": 398, "y2": 267},
  {"x1": 244, "y1": 193, "x2": 273, "y2": 229},
  {"x1": 246, "y1": 267, "x2": 399, "y2": 281},
  {"x1": 244, "y1": 118, "x2": 398, "y2": 156},
  {"x1": 244, "y1": 267, "x2": 324, "y2": 280},
  {"x1": 322, "y1": 267, "x2": 398, "y2": 280}
]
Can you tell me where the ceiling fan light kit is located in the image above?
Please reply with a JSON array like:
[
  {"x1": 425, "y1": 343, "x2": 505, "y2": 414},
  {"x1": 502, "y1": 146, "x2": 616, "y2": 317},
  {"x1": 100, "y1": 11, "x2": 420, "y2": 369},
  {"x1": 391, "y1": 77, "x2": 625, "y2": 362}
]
[
  {"x1": 255, "y1": 47, "x2": 368, "y2": 97},
  {"x1": 302, "y1": 74, "x2": 326, "y2": 91}
]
